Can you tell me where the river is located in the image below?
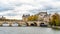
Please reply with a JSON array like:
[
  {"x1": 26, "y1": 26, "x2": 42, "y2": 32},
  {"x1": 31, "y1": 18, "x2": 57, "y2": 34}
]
[{"x1": 0, "y1": 27, "x2": 60, "y2": 34}]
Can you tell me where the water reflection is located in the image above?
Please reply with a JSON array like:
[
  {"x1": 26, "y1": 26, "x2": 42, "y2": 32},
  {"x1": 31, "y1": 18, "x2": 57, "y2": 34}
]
[
  {"x1": 0, "y1": 30, "x2": 7, "y2": 34},
  {"x1": 0, "y1": 27, "x2": 60, "y2": 34}
]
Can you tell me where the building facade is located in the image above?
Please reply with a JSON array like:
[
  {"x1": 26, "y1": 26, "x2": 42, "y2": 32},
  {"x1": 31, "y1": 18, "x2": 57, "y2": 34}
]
[{"x1": 22, "y1": 14, "x2": 30, "y2": 22}]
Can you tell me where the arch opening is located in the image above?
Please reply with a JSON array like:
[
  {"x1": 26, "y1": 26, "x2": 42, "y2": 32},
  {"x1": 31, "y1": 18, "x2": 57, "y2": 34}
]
[
  {"x1": 30, "y1": 23, "x2": 35, "y2": 26},
  {"x1": 40, "y1": 23, "x2": 47, "y2": 27},
  {"x1": 2, "y1": 22, "x2": 9, "y2": 27},
  {"x1": 34, "y1": 22, "x2": 37, "y2": 26},
  {"x1": 11, "y1": 22, "x2": 19, "y2": 27}
]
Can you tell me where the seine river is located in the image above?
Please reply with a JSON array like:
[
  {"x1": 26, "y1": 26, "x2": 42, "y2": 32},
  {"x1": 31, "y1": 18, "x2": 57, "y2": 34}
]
[{"x1": 0, "y1": 27, "x2": 60, "y2": 34}]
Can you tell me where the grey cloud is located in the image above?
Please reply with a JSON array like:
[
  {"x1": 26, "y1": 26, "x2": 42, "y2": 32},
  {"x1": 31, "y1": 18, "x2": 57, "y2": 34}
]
[
  {"x1": 0, "y1": 4, "x2": 14, "y2": 12},
  {"x1": 29, "y1": 9, "x2": 41, "y2": 14},
  {"x1": 9, "y1": 2, "x2": 23, "y2": 6},
  {"x1": 0, "y1": 8, "x2": 14, "y2": 12},
  {"x1": 53, "y1": 0, "x2": 60, "y2": 1},
  {"x1": 0, "y1": 13, "x2": 17, "y2": 16},
  {"x1": 6, "y1": 13, "x2": 17, "y2": 16}
]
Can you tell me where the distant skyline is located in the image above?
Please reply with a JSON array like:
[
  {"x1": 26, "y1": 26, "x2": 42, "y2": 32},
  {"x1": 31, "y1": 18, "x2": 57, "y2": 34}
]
[{"x1": 0, "y1": 0, "x2": 60, "y2": 20}]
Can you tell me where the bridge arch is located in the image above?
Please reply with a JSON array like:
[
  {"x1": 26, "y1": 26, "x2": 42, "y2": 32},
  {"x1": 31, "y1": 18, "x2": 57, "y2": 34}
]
[
  {"x1": 30, "y1": 22, "x2": 37, "y2": 26},
  {"x1": 34, "y1": 22, "x2": 37, "y2": 26},
  {"x1": 2, "y1": 22, "x2": 9, "y2": 26},
  {"x1": 30, "y1": 23, "x2": 35, "y2": 26},
  {"x1": 11, "y1": 22, "x2": 20, "y2": 26},
  {"x1": 25, "y1": 22, "x2": 29, "y2": 26}
]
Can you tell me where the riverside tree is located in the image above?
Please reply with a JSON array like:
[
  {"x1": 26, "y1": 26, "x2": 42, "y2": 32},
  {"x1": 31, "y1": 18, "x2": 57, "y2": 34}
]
[
  {"x1": 28, "y1": 15, "x2": 38, "y2": 21},
  {"x1": 50, "y1": 13, "x2": 60, "y2": 26}
]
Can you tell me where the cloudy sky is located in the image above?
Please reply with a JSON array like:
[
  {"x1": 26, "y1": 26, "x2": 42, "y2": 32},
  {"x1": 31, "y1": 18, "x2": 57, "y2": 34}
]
[{"x1": 0, "y1": 0, "x2": 60, "y2": 20}]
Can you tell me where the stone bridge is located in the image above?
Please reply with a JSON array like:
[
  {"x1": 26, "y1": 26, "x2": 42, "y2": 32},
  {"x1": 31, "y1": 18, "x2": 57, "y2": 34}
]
[{"x1": 0, "y1": 19, "x2": 48, "y2": 26}]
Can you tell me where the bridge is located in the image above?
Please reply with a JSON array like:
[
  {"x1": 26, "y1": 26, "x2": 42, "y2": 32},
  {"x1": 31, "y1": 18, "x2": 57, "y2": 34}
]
[{"x1": 0, "y1": 18, "x2": 49, "y2": 27}]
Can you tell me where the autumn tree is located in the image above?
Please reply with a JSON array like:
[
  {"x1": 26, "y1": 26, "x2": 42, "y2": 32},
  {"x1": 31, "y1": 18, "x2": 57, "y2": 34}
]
[
  {"x1": 50, "y1": 13, "x2": 60, "y2": 26},
  {"x1": 28, "y1": 15, "x2": 38, "y2": 21}
]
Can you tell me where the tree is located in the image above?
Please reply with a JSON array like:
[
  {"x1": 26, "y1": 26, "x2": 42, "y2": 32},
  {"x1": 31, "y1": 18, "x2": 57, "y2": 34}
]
[
  {"x1": 50, "y1": 13, "x2": 60, "y2": 26},
  {"x1": 28, "y1": 15, "x2": 38, "y2": 21}
]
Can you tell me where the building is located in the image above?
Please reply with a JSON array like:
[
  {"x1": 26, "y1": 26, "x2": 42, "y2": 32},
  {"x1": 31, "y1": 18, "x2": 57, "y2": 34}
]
[
  {"x1": 21, "y1": 12, "x2": 52, "y2": 26},
  {"x1": 0, "y1": 16, "x2": 6, "y2": 19},
  {"x1": 36, "y1": 12, "x2": 47, "y2": 21},
  {"x1": 22, "y1": 14, "x2": 30, "y2": 22},
  {"x1": 36, "y1": 12, "x2": 51, "y2": 25},
  {"x1": 22, "y1": 12, "x2": 50, "y2": 22}
]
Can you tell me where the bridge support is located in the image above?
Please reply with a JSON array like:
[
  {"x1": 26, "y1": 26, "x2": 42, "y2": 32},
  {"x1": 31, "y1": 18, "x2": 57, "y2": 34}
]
[
  {"x1": 34, "y1": 22, "x2": 37, "y2": 26},
  {"x1": 25, "y1": 23, "x2": 29, "y2": 26},
  {"x1": 0, "y1": 24, "x2": 2, "y2": 26},
  {"x1": 9, "y1": 24, "x2": 12, "y2": 26},
  {"x1": 18, "y1": 24, "x2": 21, "y2": 26}
]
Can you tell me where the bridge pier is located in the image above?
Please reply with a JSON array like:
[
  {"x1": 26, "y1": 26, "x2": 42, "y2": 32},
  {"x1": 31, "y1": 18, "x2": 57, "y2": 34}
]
[
  {"x1": 9, "y1": 23, "x2": 12, "y2": 26},
  {"x1": 25, "y1": 23, "x2": 29, "y2": 26},
  {"x1": 18, "y1": 24, "x2": 21, "y2": 26},
  {"x1": 28, "y1": 23, "x2": 31, "y2": 26},
  {"x1": 34, "y1": 22, "x2": 37, "y2": 26},
  {"x1": 0, "y1": 24, "x2": 2, "y2": 26}
]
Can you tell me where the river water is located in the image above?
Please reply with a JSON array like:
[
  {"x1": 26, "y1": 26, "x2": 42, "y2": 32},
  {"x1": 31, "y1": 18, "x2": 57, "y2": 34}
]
[{"x1": 0, "y1": 27, "x2": 60, "y2": 34}]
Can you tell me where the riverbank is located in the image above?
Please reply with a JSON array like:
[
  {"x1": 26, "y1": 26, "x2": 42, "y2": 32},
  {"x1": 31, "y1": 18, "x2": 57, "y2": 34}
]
[{"x1": 51, "y1": 26, "x2": 60, "y2": 29}]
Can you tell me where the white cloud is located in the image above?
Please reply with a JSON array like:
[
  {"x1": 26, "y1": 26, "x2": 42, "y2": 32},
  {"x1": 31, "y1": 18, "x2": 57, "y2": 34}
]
[{"x1": 0, "y1": 0, "x2": 60, "y2": 20}]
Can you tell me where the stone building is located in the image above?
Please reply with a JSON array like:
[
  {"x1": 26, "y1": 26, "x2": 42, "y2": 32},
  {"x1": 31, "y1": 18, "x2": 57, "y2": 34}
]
[
  {"x1": 36, "y1": 12, "x2": 51, "y2": 25},
  {"x1": 22, "y1": 12, "x2": 51, "y2": 26},
  {"x1": 22, "y1": 14, "x2": 30, "y2": 22},
  {"x1": 22, "y1": 12, "x2": 51, "y2": 23},
  {"x1": 0, "y1": 16, "x2": 6, "y2": 19},
  {"x1": 36, "y1": 12, "x2": 47, "y2": 21}
]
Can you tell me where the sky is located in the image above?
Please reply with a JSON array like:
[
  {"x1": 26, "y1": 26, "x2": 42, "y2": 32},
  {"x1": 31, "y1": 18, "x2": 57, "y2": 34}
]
[{"x1": 0, "y1": 0, "x2": 60, "y2": 20}]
